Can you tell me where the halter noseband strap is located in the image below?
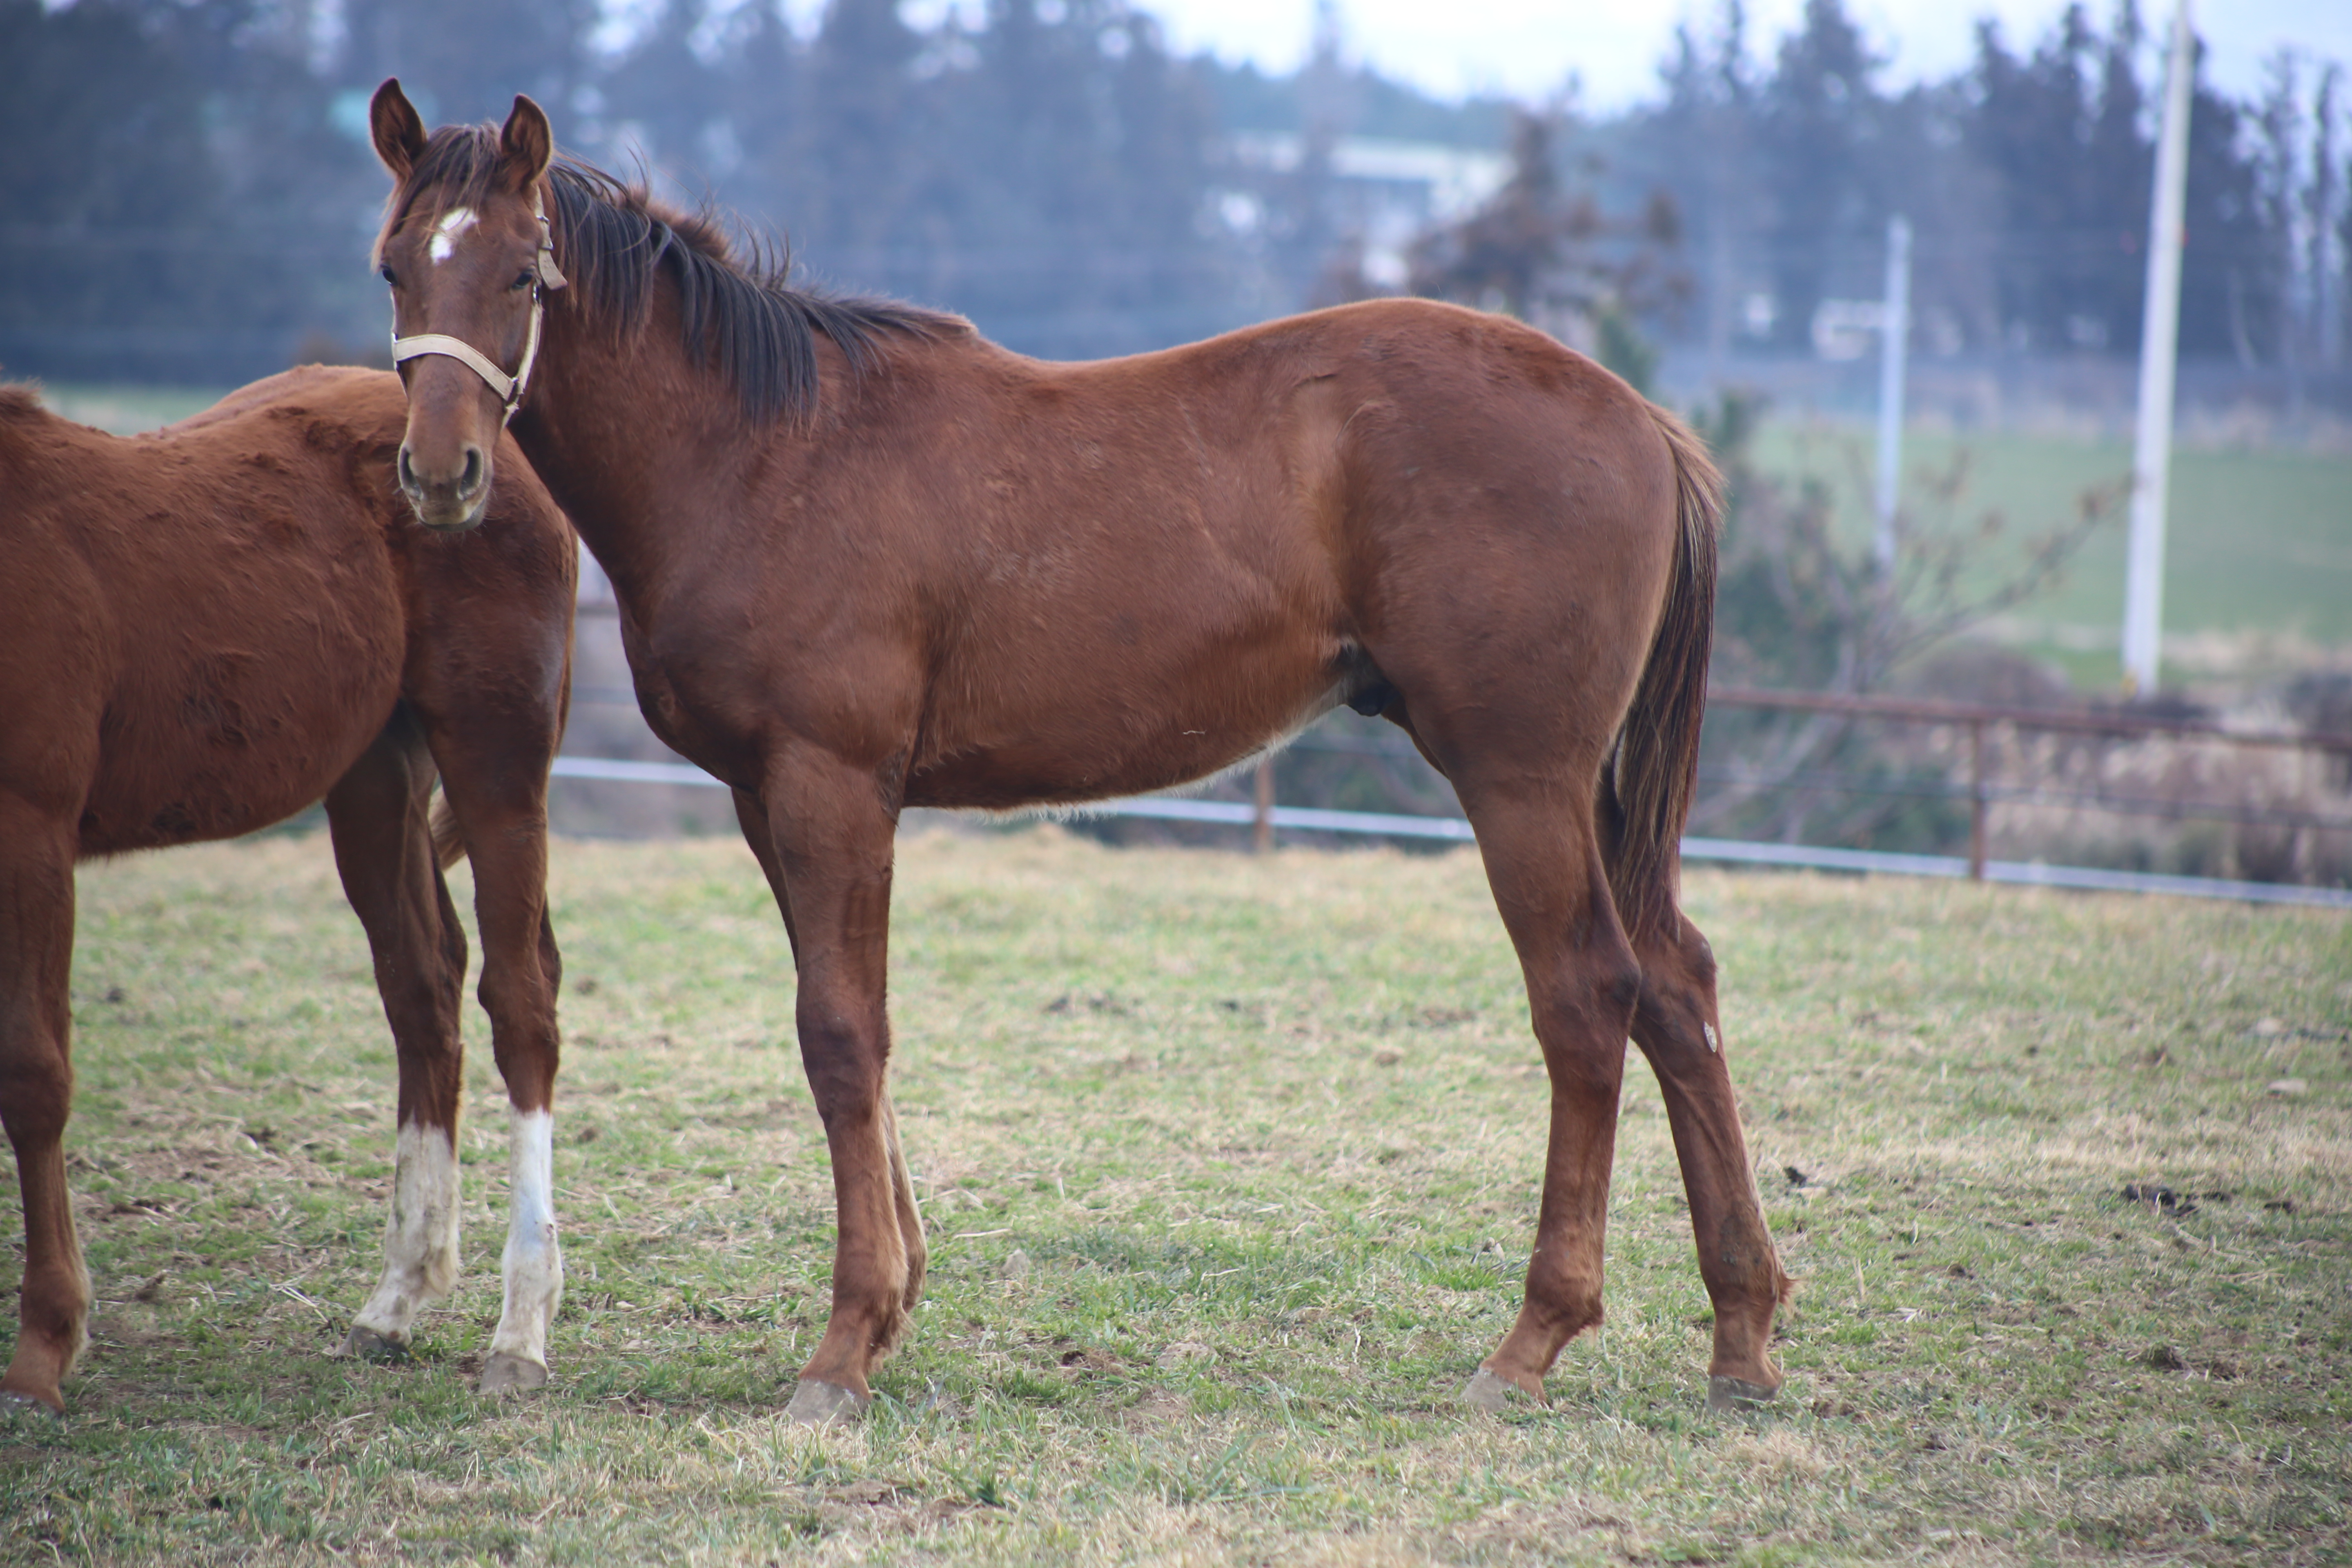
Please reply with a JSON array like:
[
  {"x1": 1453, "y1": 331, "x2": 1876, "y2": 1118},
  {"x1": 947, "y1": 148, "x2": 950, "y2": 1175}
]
[{"x1": 389, "y1": 188, "x2": 568, "y2": 425}]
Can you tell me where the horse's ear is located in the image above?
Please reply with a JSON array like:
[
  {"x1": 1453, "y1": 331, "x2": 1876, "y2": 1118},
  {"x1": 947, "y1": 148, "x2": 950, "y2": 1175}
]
[
  {"x1": 370, "y1": 79, "x2": 428, "y2": 180},
  {"x1": 499, "y1": 94, "x2": 555, "y2": 190}
]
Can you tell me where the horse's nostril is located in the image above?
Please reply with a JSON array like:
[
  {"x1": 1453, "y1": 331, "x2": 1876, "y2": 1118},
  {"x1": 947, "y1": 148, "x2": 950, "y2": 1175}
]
[
  {"x1": 459, "y1": 447, "x2": 484, "y2": 496},
  {"x1": 398, "y1": 445, "x2": 420, "y2": 494}
]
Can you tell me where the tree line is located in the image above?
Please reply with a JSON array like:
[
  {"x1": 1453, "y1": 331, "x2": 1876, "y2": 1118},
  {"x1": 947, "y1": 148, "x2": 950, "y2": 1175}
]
[
  {"x1": 1619, "y1": 0, "x2": 2343, "y2": 370},
  {"x1": 0, "y1": 0, "x2": 2341, "y2": 384}
]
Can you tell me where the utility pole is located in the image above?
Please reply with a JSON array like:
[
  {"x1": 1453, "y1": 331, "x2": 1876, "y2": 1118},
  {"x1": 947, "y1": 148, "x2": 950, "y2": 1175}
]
[
  {"x1": 2123, "y1": 0, "x2": 2196, "y2": 697},
  {"x1": 1874, "y1": 214, "x2": 1912, "y2": 574}
]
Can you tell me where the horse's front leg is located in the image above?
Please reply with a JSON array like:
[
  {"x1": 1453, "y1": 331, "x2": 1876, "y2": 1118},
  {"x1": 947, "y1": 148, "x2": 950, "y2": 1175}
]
[
  {"x1": 428, "y1": 718, "x2": 565, "y2": 1395},
  {"x1": 0, "y1": 799, "x2": 89, "y2": 1412},
  {"x1": 748, "y1": 753, "x2": 920, "y2": 1426},
  {"x1": 325, "y1": 719, "x2": 469, "y2": 1361},
  {"x1": 735, "y1": 786, "x2": 928, "y2": 1330}
]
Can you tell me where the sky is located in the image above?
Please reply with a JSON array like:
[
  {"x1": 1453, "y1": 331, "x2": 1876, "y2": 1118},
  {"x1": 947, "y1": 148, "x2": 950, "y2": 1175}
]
[{"x1": 888, "y1": 0, "x2": 2352, "y2": 114}]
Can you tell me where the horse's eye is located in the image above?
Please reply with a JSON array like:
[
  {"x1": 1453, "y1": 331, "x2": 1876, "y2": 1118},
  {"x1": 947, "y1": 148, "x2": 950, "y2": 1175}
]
[
  {"x1": 511, "y1": 269, "x2": 535, "y2": 291},
  {"x1": 379, "y1": 264, "x2": 398, "y2": 287}
]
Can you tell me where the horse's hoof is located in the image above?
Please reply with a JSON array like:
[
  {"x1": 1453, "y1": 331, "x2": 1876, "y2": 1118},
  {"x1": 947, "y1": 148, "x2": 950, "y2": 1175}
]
[
  {"x1": 1461, "y1": 1368, "x2": 1525, "y2": 1412},
  {"x1": 1708, "y1": 1374, "x2": 1778, "y2": 1411},
  {"x1": 479, "y1": 1353, "x2": 549, "y2": 1396},
  {"x1": 0, "y1": 1388, "x2": 65, "y2": 1419},
  {"x1": 341, "y1": 1326, "x2": 410, "y2": 1363},
  {"x1": 784, "y1": 1378, "x2": 868, "y2": 1427}
]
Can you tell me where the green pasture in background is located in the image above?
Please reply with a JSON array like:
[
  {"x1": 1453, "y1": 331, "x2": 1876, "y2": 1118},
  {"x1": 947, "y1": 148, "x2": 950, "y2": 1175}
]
[
  {"x1": 33, "y1": 383, "x2": 237, "y2": 436},
  {"x1": 4, "y1": 830, "x2": 2345, "y2": 1564},
  {"x1": 1747, "y1": 423, "x2": 2352, "y2": 681}
]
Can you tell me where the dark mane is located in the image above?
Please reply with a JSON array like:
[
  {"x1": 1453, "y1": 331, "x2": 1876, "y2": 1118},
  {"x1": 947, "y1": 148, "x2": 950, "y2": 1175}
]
[{"x1": 384, "y1": 126, "x2": 967, "y2": 425}]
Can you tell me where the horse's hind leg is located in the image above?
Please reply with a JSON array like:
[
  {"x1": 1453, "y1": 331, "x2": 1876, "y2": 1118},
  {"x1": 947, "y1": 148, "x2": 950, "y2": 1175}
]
[
  {"x1": 1628, "y1": 913, "x2": 1788, "y2": 1408},
  {"x1": 0, "y1": 802, "x2": 87, "y2": 1412},
  {"x1": 325, "y1": 714, "x2": 468, "y2": 1361},
  {"x1": 428, "y1": 714, "x2": 565, "y2": 1394},
  {"x1": 1448, "y1": 773, "x2": 1646, "y2": 1410}
]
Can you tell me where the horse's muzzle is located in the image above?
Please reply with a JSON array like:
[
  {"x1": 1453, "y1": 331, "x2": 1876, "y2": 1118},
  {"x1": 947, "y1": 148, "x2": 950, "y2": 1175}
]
[{"x1": 397, "y1": 441, "x2": 490, "y2": 532}]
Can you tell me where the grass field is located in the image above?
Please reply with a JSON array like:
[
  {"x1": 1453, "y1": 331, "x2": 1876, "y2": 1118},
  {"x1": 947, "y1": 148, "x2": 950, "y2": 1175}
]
[{"x1": 3, "y1": 828, "x2": 2347, "y2": 1564}]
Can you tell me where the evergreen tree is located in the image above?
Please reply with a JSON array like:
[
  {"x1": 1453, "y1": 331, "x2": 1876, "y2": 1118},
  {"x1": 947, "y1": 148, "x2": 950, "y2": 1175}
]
[
  {"x1": 339, "y1": 0, "x2": 593, "y2": 126},
  {"x1": 1755, "y1": 0, "x2": 1887, "y2": 349},
  {"x1": 2083, "y1": 2, "x2": 2153, "y2": 351},
  {"x1": 1635, "y1": 5, "x2": 1762, "y2": 367},
  {"x1": 2312, "y1": 66, "x2": 2344, "y2": 368},
  {"x1": 2177, "y1": 40, "x2": 2261, "y2": 360},
  {"x1": 600, "y1": 0, "x2": 722, "y2": 179},
  {"x1": 0, "y1": 0, "x2": 219, "y2": 377}
]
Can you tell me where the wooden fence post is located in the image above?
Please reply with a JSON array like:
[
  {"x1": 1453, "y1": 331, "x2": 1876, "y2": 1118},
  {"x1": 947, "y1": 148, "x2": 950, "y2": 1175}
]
[{"x1": 1969, "y1": 719, "x2": 1988, "y2": 882}]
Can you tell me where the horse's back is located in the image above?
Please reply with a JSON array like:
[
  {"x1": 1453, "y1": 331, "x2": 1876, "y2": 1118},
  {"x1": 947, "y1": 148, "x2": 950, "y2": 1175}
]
[
  {"x1": 160, "y1": 363, "x2": 387, "y2": 434},
  {"x1": 894, "y1": 296, "x2": 1679, "y2": 633}
]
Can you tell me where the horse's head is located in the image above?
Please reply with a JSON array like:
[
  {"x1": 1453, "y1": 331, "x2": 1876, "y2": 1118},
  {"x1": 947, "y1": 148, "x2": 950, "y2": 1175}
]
[{"x1": 369, "y1": 79, "x2": 565, "y2": 532}]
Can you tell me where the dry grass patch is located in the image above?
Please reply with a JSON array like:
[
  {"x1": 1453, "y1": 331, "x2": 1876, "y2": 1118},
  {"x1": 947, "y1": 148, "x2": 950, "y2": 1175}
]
[{"x1": 2, "y1": 825, "x2": 2346, "y2": 1564}]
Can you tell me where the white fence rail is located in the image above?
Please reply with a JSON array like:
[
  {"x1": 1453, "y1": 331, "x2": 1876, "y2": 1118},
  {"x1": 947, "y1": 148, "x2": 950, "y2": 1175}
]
[{"x1": 548, "y1": 756, "x2": 2352, "y2": 911}]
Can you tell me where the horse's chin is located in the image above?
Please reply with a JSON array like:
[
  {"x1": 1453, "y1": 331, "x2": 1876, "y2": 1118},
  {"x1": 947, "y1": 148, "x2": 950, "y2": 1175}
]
[{"x1": 405, "y1": 489, "x2": 490, "y2": 534}]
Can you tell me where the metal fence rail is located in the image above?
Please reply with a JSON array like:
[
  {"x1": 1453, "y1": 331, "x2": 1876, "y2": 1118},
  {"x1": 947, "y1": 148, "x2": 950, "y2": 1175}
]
[
  {"x1": 547, "y1": 755, "x2": 2352, "y2": 910},
  {"x1": 1702, "y1": 684, "x2": 2352, "y2": 885}
]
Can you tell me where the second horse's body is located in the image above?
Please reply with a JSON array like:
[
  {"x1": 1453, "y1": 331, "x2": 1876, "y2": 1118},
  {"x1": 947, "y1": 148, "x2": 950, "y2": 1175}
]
[{"x1": 0, "y1": 366, "x2": 576, "y2": 1410}]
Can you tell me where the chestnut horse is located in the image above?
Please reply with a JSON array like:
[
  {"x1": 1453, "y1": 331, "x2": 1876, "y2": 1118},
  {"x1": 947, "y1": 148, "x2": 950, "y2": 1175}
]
[
  {"x1": 368, "y1": 82, "x2": 1789, "y2": 1425},
  {"x1": 0, "y1": 365, "x2": 575, "y2": 1412}
]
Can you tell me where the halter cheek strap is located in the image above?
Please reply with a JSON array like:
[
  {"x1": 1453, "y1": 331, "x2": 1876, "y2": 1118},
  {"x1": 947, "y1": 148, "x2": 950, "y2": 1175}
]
[{"x1": 389, "y1": 188, "x2": 568, "y2": 425}]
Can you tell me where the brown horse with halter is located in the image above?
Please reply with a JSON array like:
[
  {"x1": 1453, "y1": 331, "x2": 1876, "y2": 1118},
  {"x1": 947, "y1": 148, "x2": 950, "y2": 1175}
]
[
  {"x1": 368, "y1": 81, "x2": 1790, "y2": 1424},
  {"x1": 0, "y1": 365, "x2": 575, "y2": 1412}
]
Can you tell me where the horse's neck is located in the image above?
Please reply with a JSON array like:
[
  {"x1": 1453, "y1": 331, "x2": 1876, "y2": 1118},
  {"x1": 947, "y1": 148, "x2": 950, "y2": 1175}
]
[{"x1": 519, "y1": 320, "x2": 726, "y2": 616}]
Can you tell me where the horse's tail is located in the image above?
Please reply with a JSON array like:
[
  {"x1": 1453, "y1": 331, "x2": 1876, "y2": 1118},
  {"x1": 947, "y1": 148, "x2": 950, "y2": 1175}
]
[
  {"x1": 1602, "y1": 403, "x2": 1722, "y2": 945},
  {"x1": 430, "y1": 791, "x2": 468, "y2": 871}
]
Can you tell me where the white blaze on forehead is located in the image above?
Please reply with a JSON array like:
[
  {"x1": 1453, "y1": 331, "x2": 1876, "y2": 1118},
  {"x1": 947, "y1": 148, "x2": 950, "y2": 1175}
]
[
  {"x1": 428, "y1": 206, "x2": 478, "y2": 264},
  {"x1": 488, "y1": 1107, "x2": 564, "y2": 1371}
]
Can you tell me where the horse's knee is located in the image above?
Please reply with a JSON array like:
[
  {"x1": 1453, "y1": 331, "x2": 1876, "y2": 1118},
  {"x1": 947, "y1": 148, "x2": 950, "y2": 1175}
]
[
  {"x1": 1601, "y1": 959, "x2": 1643, "y2": 1014},
  {"x1": 0, "y1": 1045, "x2": 73, "y2": 1149},
  {"x1": 478, "y1": 967, "x2": 559, "y2": 1075},
  {"x1": 796, "y1": 1007, "x2": 888, "y2": 1125},
  {"x1": 1532, "y1": 934, "x2": 1643, "y2": 1022}
]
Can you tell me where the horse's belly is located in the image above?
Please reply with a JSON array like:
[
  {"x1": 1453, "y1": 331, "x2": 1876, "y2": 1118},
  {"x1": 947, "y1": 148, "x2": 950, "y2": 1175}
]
[
  {"x1": 78, "y1": 608, "x2": 405, "y2": 854},
  {"x1": 905, "y1": 646, "x2": 1347, "y2": 810}
]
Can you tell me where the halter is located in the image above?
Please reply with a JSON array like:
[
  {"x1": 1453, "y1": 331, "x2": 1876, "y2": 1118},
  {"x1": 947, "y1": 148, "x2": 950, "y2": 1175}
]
[{"x1": 389, "y1": 187, "x2": 568, "y2": 425}]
